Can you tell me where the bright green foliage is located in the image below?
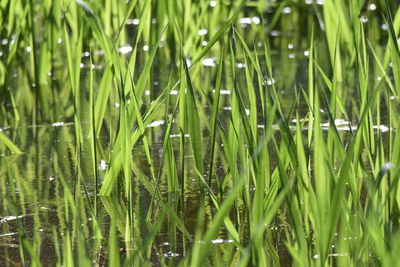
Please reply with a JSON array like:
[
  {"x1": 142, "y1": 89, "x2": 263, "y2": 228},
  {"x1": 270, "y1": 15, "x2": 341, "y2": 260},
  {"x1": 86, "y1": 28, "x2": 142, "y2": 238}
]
[{"x1": 0, "y1": 0, "x2": 399, "y2": 266}]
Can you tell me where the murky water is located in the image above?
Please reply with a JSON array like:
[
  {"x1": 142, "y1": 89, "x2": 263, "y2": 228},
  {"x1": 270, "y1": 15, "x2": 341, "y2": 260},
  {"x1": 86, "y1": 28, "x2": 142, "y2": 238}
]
[{"x1": 0, "y1": 2, "x2": 395, "y2": 265}]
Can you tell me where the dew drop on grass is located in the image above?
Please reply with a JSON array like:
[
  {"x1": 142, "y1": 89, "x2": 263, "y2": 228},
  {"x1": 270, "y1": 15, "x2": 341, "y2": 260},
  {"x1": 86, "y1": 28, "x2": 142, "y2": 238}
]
[
  {"x1": 126, "y1": 18, "x2": 140, "y2": 25},
  {"x1": 98, "y1": 160, "x2": 108, "y2": 171},
  {"x1": 163, "y1": 251, "x2": 179, "y2": 258},
  {"x1": 147, "y1": 120, "x2": 165, "y2": 128},
  {"x1": 202, "y1": 58, "x2": 216, "y2": 67},
  {"x1": 252, "y1": 17, "x2": 260, "y2": 24},
  {"x1": 360, "y1": 16, "x2": 368, "y2": 23},
  {"x1": 269, "y1": 78, "x2": 276, "y2": 85},
  {"x1": 239, "y1": 17, "x2": 252, "y2": 25},
  {"x1": 369, "y1": 4, "x2": 377, "y2": 10},
  {"x1": 282, "y1": 7, "x2": 292, "y2": 14},
  {"x1": 270, "y1": 30, "x2": 280, "y2": 37},
  {"x1": 212, "y1": 89, "x2": 231, "y2": 95},
  {"x1": 198, "y1": 29, "x2": 208, "y2": 36},
  {"x1": 211, "y1": 239, "x2": 234, "y2": 244}
]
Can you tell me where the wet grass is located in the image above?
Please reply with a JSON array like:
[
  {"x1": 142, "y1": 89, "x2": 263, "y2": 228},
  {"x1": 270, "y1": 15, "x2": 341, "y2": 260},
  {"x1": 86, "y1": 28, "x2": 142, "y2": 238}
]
[{"x1": 1, "y1": 0, "x2": 400, "y2": 266}]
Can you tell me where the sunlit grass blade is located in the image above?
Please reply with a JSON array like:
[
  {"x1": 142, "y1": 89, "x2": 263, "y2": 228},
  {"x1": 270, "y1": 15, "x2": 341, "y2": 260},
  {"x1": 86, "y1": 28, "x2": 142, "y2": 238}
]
[
  {"x1": 182, "y1": 56, "x2": 204, "y2": 178},
  {"x1": 0, "y1": 132, "x2": 22, "y2": 154}
]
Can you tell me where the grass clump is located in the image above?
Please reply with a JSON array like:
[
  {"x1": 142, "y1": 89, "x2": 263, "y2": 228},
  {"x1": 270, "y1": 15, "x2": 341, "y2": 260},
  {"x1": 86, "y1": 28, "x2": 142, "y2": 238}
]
[{"x1": 0, "y1": 0, "x2": 400, "y2": 266}]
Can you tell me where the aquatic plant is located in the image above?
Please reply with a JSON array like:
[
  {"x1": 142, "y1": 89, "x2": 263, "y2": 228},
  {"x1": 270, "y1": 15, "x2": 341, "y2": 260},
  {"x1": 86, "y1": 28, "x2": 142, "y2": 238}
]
[{"x1": 0, "y1": 0, "x2": 399, "y2": 266}]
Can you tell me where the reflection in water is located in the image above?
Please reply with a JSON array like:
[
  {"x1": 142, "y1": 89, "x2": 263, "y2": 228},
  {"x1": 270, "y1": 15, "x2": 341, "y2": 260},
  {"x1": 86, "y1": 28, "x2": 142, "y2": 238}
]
[{"x1": 0, "y1": 1, "x2": 397, "y2": 265}]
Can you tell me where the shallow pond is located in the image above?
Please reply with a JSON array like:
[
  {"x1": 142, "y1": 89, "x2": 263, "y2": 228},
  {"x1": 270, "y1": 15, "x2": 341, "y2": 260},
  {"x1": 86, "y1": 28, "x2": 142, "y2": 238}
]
[{"x1": 0, "y1": 1, "x2": 397, "y2": 266}]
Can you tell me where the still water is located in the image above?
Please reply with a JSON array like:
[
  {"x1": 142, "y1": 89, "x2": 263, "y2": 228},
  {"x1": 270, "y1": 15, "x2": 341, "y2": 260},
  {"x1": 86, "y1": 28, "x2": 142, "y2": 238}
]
[{"x1": 0, "y1": 2, "x2": 394, "y2": 265}]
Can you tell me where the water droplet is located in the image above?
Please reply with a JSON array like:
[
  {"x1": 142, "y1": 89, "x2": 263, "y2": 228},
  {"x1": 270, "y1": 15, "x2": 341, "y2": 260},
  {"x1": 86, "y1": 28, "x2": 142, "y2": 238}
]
[
  {"x1": 369, "y1": 4, "x2": 377, "y2": 10},
  {"x1": 360, "y1": 16, "x2": 368, "y2": 23},
  {"x1": 198, "y1": 29, "x2": 208, "y2": 36},
  {"x1": 202, "y1": 58, "x2": 216, "y2": 67},
  {"x1": 270, "y1": 30, "x2": 280, "y2": 37},
  {"x1": 211, "y1": 239, "x2": 234, "y2": 244},
  {"x1": 266, "y1": 78, "x2": 276, "y2": 85},
  {"x1": 252, "y1": 17, "x2": 260, "y2": 24},
  {"x1": 239, "y1": 17, "x2": 252, "y2": 25},
  {"x1": 126, "y1": 18, "x2": 140, "y2": 25},
  {"x1": 282, "y1": 7, "x2": 292, "y2": 14},
  {"x1": 98, "y1": 160, "x2": 108, "y2": 171},
  {"x1": 118, "y1": 45, "x2": 132, "y2": 54}
]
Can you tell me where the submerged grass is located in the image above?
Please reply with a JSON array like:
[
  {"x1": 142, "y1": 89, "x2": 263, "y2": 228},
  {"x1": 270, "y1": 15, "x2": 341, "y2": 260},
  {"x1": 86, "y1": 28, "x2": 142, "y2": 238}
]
[{"x1": 0, "y1": 0, "x2": 400, "y2": 266}]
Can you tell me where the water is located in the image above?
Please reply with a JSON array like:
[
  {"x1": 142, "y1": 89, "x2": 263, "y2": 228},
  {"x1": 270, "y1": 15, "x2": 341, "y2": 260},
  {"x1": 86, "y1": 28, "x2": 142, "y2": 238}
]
[{"x1": 0, "y1": 2, "x2": 395, "y2": 265}]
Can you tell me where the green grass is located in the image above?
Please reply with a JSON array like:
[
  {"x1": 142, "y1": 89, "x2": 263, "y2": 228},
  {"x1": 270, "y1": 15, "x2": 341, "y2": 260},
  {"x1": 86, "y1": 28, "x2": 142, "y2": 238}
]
[{"x1": 0, "y1": 0, "x2": 400, "y2": 266}]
